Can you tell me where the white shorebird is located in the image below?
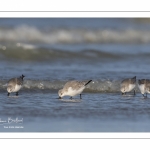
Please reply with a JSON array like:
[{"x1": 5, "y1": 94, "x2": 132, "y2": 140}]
[
  {"x1": 138, "y1": 79, "x2": 150, "y2": 98},
  {"x1": 7, "y1": 74, "x2": 25, "y2": 96},
  {"x1": 58, "y1": 80, "x2": 92, "y2": 99},
  {"x1": 120, "y1": 76, "x2": 136, "y2": 95}
]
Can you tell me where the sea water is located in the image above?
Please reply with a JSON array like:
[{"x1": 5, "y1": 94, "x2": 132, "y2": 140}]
[{"x1": 0, "y1": 18, "x2": 150, "y2": 132}]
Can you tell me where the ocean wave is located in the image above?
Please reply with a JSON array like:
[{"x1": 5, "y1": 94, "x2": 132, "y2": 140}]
[
  {"x1": 0, "y1": 25, "x2": 150, "y2": 44},
  {"x1": 0, "y1": 79, "x2": 141, "y2": 93},
  {"x1": 0, "y1": 47, "x2": 121, "y2": 61}
]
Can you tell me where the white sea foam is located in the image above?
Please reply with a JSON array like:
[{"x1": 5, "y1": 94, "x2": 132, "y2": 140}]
[{"x1": 16, "y1": 43, "x2": 36, "y2": 50}]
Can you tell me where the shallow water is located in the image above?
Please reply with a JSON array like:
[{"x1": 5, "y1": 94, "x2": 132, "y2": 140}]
[
  {"x1": 0, "y1": 92, "x2": 150, "y2": 132},
  {"x1": 0, "y1": 18, "x2": 150, "y2": 132}
]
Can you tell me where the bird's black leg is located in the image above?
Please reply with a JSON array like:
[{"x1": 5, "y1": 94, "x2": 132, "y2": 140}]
[
  {"x1": 16, "y1": 92, "x2": 19, "y2": 96},
  {"x1": 70, "y1": 97, "x2": 72, "y2": 99},
  {"x1": 7, "y1": 93, "x2": 10, "y2": 96},
  {"x1": 146, "y1": 93, "x2": 147, "y2": 98},
  {"x1": 134, "y1": 90, "x2": 136, "y2": 95},
  {"x1": 80, "y1": 94, "x2": 82, "y2": 99},
  {"x1": 142, "y1": 93, "x2": 147, "y2": 98}
]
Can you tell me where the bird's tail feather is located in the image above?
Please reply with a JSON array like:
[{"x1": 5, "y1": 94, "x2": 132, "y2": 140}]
[{"x1": 85, "y1": 80, "x2": 92, "y2": 86}]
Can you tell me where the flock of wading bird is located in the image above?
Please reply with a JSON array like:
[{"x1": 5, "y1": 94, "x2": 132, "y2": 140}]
[{"x1": 6, "y1": 75, "x2": 150, "y2": 99}]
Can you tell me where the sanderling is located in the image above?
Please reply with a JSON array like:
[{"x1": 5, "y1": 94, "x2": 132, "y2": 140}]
[
  {"x1": 58, "y1": 80, "x2": 92, "y2": 99},
  {"x1": 120, "y1": 76, "x2": 136, "y2": 95},
  {"x1": 7, "y1": 74, "x2": 25, "y2": 96},
  {"x1": 138, "y1": 79, "x2": 150, "y2": 98}
]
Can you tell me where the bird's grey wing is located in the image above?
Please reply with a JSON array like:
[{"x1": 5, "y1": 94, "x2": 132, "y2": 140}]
[
  {"x1": 131, "y1": 78, "x2": 136, "y2": 84},
  {"x1": 16, "y1": 78, "x2": 23, "y2": 85},
  {"x1": 8, "y1": 78, "x2": 16, "y2": 85},
  {"x1": 71, "y1": 81, "x2": 85, "y2": 90},
  {"x1": 63, "y1": 81, "x2": 84, "y2": 91}
]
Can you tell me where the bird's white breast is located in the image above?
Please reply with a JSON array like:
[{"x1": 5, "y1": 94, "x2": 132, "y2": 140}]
[
  {"x1": 126, "y1": 84, "x2": 135, "y2": 92},
  {"x1": 13, "y1": 84, "x2": 22, "y2": 92},
  {"x1": 138, "y1": 84, "x2": 145, "y2": 94}
]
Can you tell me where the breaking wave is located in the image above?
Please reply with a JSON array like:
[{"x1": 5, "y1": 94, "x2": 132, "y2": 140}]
[
  {"x1": 0, "y1": 79, "x2": 140, "y2": 93},
  {"x1": 0, "y1": 25, "x2": 150, "y2": 44}
]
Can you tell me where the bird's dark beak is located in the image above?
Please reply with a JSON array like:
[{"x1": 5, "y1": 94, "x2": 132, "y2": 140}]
[{"x1": 58, "y1": 96, "x2": 62, "y2": 99}]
